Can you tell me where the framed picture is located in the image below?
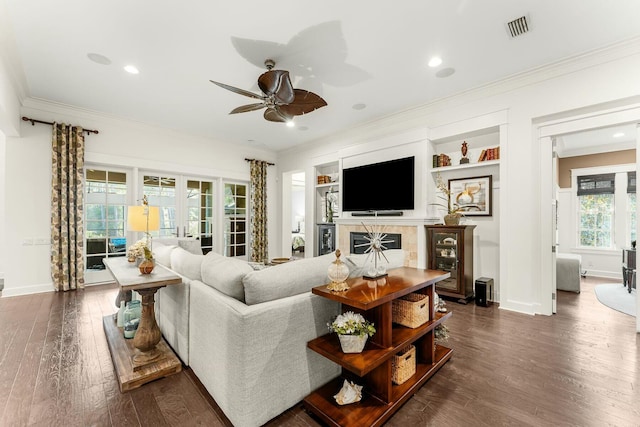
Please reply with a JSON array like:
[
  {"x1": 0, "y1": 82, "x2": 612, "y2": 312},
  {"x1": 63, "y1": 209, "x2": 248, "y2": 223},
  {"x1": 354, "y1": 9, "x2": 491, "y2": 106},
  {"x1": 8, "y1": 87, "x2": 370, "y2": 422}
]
[{"x1": 448, "y1": 175, "x2": 492, "y2": 216}]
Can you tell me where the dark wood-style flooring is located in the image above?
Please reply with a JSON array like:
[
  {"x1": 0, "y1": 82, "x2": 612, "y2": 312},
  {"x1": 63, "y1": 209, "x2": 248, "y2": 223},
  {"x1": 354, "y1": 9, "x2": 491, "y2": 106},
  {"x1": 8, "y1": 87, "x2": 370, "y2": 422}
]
[{"x1": 0, "y1": 276, "x2": 639, "y2": 426}]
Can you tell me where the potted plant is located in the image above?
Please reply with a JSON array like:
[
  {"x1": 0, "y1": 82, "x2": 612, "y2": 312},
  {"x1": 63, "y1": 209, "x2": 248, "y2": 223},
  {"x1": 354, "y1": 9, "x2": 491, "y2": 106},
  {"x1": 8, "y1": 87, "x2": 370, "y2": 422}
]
[
  {"x1": 431, "y1": 172, "x2": 463, "y2": 225},
  {"x1": 127, "y1": 239, "x2": 155, "y2": 274},
  {"x1": 328, "y1": 311, "x2": 376, "y2": 353}
]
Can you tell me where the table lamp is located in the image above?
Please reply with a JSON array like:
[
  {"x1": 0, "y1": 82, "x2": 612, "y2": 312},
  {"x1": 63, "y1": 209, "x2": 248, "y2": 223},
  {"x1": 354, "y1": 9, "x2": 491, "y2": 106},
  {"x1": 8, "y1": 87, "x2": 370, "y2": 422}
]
[{"x1": 128, "y1": 195, "x2": 160, "y2": 248}]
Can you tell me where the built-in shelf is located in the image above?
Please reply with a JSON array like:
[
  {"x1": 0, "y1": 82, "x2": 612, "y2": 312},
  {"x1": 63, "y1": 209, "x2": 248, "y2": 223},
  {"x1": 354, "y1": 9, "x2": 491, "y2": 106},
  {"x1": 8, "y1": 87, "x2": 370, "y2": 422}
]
[
  {"x1": 431, "y1": 159, "x2": 500, "y2": 173},
  {"x1": 315, "y1": 182, "x2": 338, "y2": 189}
]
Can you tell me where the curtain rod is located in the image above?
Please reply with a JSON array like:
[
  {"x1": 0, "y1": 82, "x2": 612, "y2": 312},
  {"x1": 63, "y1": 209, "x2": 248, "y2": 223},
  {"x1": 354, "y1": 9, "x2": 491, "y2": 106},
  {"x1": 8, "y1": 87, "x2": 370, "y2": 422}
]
[
  {"x1": 245, "y1": 158, "x2": 275, "y2": 166},
  {"x1": 22, "y1": 116, "x2": 99, "y2": 134}
]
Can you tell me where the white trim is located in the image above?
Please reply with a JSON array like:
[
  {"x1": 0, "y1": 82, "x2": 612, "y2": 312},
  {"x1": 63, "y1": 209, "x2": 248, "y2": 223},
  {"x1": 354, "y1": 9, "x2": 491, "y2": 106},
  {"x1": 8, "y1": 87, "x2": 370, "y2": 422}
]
[
  {"x1": 537, "y1": 100, "x2": 640, "y2": 317},
  {"x1": 1, "y1": 282, "x2": 53, "y2": 297}
]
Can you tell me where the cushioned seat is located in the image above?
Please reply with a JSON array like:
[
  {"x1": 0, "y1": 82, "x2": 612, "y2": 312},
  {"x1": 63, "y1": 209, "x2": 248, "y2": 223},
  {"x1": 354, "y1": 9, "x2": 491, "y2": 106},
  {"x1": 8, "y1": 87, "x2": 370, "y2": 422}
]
[{"x1": 556, "y1": 253, "x2": 582, "y2": 293}]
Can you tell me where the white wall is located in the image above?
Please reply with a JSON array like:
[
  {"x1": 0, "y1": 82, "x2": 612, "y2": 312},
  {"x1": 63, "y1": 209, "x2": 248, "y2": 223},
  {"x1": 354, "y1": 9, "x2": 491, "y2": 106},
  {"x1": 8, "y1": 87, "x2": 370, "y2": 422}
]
[
  {"x1": 277, "y1": 39, "x2": 640, "y2": 315},
  {"x1": 2, "y1": 99, "x2": 277, "y2": 296}
]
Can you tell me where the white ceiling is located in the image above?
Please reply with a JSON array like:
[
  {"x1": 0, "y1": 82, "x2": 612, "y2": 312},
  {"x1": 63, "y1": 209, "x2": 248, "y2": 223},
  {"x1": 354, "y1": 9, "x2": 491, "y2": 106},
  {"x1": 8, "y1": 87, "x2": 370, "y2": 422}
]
[{"x1": 3, "y1": 0, "x2": 640, "y2": 152}]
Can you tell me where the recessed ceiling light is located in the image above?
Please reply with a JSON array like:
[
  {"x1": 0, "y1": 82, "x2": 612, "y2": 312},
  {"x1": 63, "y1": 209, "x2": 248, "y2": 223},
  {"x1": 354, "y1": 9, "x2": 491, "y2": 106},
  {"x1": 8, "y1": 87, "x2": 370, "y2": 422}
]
[
  {"x1": 436, "y1": 67, "x2": 455, "y2": 78},
  {"x1": 428, "y1": 57, "x2": 442, "y2": 68},
  {"x1": 298, "y1": 126, "x2": 309, "y2": 131},
  {"x1": 286, "y1": 121, "x2": 295, "y2": 128},
  {"x1": 124, "y1": 65, "x2": 139, "y2": 74},
  {"x1": 613, "y1": 132, "x2": 625, "y2": 138},
  {"x1": 87, "y1": 53, "x2": 111, "y2": 65},
  {"x1": 352, "y1": 103, "x2": 366, "y2": 110}
]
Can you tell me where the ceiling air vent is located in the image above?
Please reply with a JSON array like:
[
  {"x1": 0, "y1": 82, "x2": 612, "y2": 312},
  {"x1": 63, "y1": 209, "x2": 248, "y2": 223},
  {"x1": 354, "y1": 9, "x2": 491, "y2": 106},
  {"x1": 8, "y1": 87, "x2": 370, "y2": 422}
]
[{"x1": 506, "y1": 15, "x2": 530, "y2": 38}]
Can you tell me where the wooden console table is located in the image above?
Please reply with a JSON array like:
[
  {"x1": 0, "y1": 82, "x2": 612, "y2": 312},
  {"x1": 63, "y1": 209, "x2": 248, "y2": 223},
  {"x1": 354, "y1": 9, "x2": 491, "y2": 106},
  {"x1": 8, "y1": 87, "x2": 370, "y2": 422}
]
[
  {"x1": 304, "y1": 267, "x2": 452, "y2": 427},
  {"x1": 103, "y1": 257, "x2": 182, "y2": 392}
]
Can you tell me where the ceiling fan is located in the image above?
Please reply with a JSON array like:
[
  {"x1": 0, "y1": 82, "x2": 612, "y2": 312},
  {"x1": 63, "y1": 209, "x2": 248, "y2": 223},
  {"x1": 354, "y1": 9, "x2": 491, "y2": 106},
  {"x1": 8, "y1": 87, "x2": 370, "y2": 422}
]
[{"x1": 210, "y1": 59, "x2": 327, "y2": 123}]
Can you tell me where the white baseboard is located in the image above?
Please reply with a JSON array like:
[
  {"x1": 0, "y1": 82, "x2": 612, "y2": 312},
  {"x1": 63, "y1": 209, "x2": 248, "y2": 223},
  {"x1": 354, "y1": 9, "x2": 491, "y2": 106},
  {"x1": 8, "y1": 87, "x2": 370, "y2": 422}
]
[{"x1": 1, "y1": 282, "x2": 53, "y2": 297}]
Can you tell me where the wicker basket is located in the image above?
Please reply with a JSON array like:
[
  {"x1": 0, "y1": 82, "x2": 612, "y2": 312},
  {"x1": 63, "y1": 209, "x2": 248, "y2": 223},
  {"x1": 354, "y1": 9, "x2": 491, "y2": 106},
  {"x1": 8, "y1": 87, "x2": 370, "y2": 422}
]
[
  {"x1": 392, "y1": 345, "x2": 416, "y2": 385},
  {"x1": 392, "y1": 293, "x2": 429, "y2": 328}
]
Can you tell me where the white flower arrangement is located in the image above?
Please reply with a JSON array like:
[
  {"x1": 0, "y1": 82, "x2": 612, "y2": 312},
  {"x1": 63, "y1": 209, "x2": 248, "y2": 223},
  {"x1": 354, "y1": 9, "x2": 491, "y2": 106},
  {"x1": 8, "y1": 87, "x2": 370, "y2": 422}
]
[
  {"x1": 127, "y1": 239, "x2": 153, "y2": 260},
  {"x1": 328, "y1": 311, "x2": 376, "y2": 337}
]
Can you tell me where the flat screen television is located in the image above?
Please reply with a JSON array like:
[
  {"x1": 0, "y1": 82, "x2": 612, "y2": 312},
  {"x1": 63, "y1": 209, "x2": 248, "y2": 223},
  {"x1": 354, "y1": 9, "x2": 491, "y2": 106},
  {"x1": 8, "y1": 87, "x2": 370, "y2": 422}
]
[{"x1": 342, "y1": 156, "x2": 415, "y2": 212}]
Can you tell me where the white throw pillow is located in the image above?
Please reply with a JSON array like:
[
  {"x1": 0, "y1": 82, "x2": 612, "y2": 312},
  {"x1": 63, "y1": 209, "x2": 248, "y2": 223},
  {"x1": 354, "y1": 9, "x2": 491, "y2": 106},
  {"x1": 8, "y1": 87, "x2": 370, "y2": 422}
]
[
  {"x1": 170, "y1": 247, "x2": 205, "y2": 282},
  {"x1": 200, "y1": 252, "x2": 253, "y2": 302},
  {"x1": 153, "y1": 242, "x2": 176, "y2": 268}
]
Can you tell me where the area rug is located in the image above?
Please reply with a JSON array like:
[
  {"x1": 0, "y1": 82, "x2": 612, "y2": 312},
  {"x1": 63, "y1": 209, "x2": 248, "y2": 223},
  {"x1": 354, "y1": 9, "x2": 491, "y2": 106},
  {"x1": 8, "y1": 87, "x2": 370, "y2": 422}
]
[{"x1": 594, "y1": 284, "x2": 636, "y2": 316}]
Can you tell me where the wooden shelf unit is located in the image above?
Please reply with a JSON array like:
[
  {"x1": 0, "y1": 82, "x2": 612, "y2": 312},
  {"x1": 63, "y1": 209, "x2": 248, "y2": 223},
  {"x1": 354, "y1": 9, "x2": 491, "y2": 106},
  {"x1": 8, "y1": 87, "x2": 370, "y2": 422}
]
[{"x1": 303, "y1": 267, "x2": 452, "y2": 427}]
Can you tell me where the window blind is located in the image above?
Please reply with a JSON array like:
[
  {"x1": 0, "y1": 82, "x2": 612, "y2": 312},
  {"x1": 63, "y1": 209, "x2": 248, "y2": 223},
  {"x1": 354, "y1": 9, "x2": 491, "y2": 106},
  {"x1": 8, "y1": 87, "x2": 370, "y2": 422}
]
[
  {"x1": 628, "y1": 171, "x2": 636, "y2": 194},
  {"x1": 577, "y1": 173, "x2": 615, "y2": 196}
]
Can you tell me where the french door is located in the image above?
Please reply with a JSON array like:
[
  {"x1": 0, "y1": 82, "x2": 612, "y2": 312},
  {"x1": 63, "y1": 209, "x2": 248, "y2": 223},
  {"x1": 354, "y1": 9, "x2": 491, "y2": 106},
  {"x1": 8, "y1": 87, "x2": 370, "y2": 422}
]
[{"x1": 141, "y1": 173, "x2": 216, "y2": 254}]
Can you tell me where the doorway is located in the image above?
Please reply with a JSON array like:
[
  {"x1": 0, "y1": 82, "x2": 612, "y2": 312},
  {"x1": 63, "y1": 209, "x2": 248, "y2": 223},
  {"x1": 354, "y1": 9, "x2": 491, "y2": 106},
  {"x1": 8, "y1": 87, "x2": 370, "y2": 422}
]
[
  {"x1": 537, "y1": 101, "x2": 640, "y2": 323},
  {"x1": 281, "y1": 170, "x2": 306, "y2": 259}
]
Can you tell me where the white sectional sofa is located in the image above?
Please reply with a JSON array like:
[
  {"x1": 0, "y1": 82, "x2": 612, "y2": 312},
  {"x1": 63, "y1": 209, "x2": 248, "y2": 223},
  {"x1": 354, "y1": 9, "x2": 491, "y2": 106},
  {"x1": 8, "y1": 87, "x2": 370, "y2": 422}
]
[{"x1": 152, "y1": 242, "x2": 406, "y2": 427}]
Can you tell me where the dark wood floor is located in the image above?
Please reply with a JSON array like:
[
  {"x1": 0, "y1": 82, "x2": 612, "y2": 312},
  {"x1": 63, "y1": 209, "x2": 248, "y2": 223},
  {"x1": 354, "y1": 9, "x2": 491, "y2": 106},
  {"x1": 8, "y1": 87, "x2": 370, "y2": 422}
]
[{"x1": 0, "y1": 277, "x2": 638, "y2": 426}]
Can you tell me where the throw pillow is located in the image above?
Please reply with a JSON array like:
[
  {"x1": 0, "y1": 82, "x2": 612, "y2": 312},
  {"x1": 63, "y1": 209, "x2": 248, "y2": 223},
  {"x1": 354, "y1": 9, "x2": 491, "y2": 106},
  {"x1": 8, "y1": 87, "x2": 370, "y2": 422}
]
[
  {"x1": 200, "y1": 252, "x2": 253, "y2": 302},
  {"x1": 170, "y1": 247, "x2": 205, "y2": 282},
  {"x1": 153, "y1": 242, "x2": 176, "y2": 268}
]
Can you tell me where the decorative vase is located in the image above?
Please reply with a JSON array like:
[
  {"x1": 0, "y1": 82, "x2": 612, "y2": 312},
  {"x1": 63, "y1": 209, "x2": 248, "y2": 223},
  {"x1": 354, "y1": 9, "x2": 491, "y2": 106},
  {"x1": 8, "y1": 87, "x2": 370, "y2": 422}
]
[
  {"x1": 327, "y1": 249, "x2": 350, "y2": 292},
  {"x1": 139, "y1": 258, "x2": 155, "y2": 274},
  {"x1": 338, "y1": 334, "x2": 368, "y2": 353},
  {"x1": 444, "y1": 213, "x2": 461, "y2": 225}
]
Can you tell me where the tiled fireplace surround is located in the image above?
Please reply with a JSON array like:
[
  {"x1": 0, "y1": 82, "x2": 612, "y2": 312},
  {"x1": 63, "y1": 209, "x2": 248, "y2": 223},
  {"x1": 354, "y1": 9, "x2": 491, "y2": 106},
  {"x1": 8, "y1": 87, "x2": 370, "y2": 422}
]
[{"x1": 336, "y1": 218, "x2": 428, "y2": 268}]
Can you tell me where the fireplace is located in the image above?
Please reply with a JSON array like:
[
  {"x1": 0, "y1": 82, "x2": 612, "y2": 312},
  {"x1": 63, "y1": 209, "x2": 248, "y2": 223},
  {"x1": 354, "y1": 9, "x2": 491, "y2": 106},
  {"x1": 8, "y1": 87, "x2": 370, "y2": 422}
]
[{"x1": 350, "y1": 232, "x2": 401, "y2": 254}]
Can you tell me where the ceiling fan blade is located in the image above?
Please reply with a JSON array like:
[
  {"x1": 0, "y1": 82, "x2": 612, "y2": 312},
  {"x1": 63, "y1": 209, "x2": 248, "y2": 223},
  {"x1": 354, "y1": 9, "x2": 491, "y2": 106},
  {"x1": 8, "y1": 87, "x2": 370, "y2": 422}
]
[
  {"x1": 263, "y1": 107, "x2": 292, "y2": 123},
  {"x1": 258, "y1": 70, "x2": 295, "y2": 104},
  {"x1": 210, "y1": 80, "x2": 265, "y2": 100},
  {"x1": 278, "y1": 89, "x2": 327, "y2": 116},
  {"x1": 229, "y1": 103, "x2": 266, "y2": 114}
]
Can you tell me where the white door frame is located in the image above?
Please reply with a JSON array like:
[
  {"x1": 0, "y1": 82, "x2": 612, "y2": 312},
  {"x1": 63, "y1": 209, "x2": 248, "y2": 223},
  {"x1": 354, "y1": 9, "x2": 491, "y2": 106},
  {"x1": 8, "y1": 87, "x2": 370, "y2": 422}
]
[{"x1": 537, "y1": 101, "x2": 640, "y2": 322}]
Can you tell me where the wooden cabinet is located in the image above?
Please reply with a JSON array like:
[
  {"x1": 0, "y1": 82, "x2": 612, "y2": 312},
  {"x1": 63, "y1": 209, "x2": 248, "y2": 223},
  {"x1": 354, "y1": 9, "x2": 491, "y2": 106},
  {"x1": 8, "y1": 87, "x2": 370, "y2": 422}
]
[
  {"x1": 426, "y1": 225, "x2": 476, "y2": 303},
  {"x1": 303, "y1": 267, "x2": 452, "y2": 427}
]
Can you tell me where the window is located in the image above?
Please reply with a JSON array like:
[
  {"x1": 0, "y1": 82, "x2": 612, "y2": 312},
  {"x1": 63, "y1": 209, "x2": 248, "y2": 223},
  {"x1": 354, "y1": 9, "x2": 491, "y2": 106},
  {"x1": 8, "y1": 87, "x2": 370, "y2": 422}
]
[
  {"x1": 143, "y1": 175, "x2": 177, "y2": 237},
  {"x1": 187, "y1": 179, "x2": 214, "y2": 254},
  {"x1": 141, "y1": 173, "x2": 217, "y2": 253},
  {"x1": 85, "y1": 169, "x2": 127, "y2": 270},
  {"x1": 578, "y1": 194, "x2": 614, "y2": 248},
  {"x1": 577, "y1": 174, "x2": 615, "y2": 249},
  {"x1": 224, "y1": 182, "x2": 247, "y2": 258}
]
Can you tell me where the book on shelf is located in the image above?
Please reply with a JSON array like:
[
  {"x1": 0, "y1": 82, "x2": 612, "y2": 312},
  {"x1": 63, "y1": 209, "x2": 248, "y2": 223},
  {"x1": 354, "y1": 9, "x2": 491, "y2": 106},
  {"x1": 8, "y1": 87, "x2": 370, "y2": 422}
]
[
  {"x1": 433, "y1": 154, "x2": 451, "y2": 167},
  {"x1": 478, "y1": 146, "x2": 499, "y2": 162}
]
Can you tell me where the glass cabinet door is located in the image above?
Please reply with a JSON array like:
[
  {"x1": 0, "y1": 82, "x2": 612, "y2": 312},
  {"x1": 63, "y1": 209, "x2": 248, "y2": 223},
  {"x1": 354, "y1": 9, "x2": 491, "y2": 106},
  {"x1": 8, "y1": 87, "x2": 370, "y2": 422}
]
[{"x1": 431, "y1": 230, "x2": 459, "y2": 292}]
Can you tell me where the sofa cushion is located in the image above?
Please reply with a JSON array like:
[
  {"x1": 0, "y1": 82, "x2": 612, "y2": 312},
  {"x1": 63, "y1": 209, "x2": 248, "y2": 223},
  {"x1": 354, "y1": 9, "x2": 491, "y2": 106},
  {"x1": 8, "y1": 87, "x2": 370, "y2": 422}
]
[
  {"x1": 243, "y1": 253, "x2": 335, "y2": 305},
  {"x1": 170, "y1": 247, "x2": 205, "y2": 283},
  {"x1": 153, "y1": 242, "x2": 177, "y2": 268},
  {"x1": 200, "y1": 252, "x2": 253, "y2": 302}
]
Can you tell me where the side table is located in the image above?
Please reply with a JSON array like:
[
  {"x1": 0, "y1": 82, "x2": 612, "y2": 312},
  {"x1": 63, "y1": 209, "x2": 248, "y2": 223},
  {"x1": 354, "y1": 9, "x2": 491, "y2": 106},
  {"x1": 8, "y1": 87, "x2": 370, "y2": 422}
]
[{"x1": 103, "y1": 257, "x2": 183, "y2": 392}]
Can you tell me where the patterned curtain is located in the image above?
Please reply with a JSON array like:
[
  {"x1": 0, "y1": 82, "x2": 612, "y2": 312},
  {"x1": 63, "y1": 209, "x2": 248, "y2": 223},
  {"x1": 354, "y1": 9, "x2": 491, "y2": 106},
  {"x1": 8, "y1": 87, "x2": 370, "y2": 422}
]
[
  {"x1": 51, "y1": 123, "x2": 85, "y2": 291},
  {"x1": 250, "y1": 160, "x2": 269, "y2": 263}
]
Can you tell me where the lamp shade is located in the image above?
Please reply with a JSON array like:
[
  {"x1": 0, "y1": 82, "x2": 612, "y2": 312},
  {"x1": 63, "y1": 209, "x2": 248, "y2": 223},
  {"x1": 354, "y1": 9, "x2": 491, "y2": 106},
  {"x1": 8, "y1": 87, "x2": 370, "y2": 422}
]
[{"x1": 127, "y1": 206, "x2": 160, "y2": 232}]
